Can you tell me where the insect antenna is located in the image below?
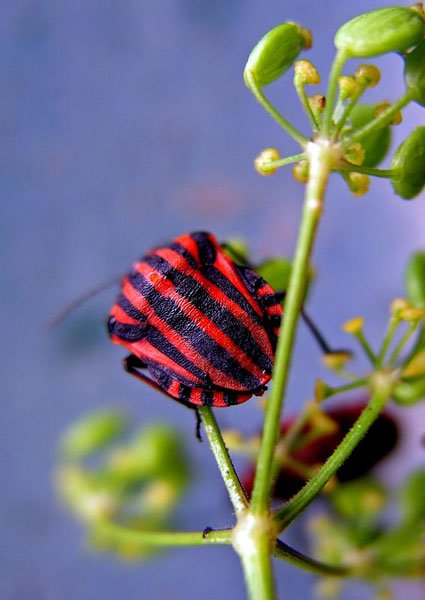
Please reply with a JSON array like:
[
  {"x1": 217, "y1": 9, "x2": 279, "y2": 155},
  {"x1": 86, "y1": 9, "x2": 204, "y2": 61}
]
[{"x1": 47, "y1": 275, "x2": 122, "y2": 330}]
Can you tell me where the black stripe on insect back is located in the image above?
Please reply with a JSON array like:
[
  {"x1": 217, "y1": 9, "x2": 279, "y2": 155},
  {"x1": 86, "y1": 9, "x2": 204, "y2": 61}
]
[
  {"x1": 144, "y1": 254, "x2": 273, "y2": 374},
  {"x1": 191, "y1": 232, "x2": 217, "y2": 265},
  {"x1": 167, "y1": 242, "x2": 198, "y2": 269},
  {"x1": 201, "y1": 265, "x2": 263, "y2": 327},
  {"x1": 117, "y1": 293, "x2": 148, "y2": 323},
  {"x1": 108, "y1": 317, "x2": 145, "y2": 342},
  {"x1": 129, "y1": 271, "x2": 263, "y2": 390},
  {"x1": 145, "y1": 326, "x2": 211, "y2": 386}
]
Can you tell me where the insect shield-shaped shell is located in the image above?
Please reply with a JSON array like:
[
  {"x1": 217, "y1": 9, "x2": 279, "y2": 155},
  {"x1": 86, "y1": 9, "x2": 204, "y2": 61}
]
[
  {"x1": 335, "y1": 7, "x2": 425, "y2": 58},
  {"x1": 108, "y1": 232, "x2": 283, "y2": 408}
]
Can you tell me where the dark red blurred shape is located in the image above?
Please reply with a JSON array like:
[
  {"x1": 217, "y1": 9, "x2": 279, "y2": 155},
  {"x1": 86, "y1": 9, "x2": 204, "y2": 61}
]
[{"x1": 243, "y1": 401, "x2": 399, "y2": 501}]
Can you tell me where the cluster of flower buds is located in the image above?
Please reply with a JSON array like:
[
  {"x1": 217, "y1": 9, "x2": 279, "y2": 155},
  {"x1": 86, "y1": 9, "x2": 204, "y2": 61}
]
[
  {"x1": 56, "y1": 411, "x2": 190, "y2": 559},
  {"x1": 309, "y1": 465, "x2": 425, "y2": 599},
  {"x1": 244, "y1": 6, "x2": 425, "y2": 201}
]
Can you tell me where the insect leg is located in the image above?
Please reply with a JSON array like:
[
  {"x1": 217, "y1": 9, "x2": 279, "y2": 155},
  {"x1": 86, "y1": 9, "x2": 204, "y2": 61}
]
[{"x1": 123, "y1": 355, "x2": 203, "y2": 442}]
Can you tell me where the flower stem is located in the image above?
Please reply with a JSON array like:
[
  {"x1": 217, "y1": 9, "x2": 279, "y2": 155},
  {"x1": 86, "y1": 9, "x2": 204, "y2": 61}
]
[
  {"x1": 273, "y1": 374, "x2": 395, "y2": 531},
  {"x1": 388, "y1": 322, "x2": 418, "y2": 365},
  {"x1": 343, "y1": 89, "x2": 415, "y2": 146},
  {"x1": 323, "y1": 50, "x2": 348, "y2": 136},
  {"x1": 94, "y1": 521, "x2": 232, "y2": 548},
  {"x1": 337, "y1": 163, "x2": 393, "y2": 179},
  {"x1": 198, "y1": 407, "x2": 248, "y2": 514},
  {"x1": 250, "y1": 140, "x2": 332, "y2": 516},
  {"x1": 263, "y1": 152, "x2": 306, "y2": 172},
  {"x1": 274, "y1": 540, "x2": 350, "y2": 577},
  {"x1": 245, "y1": 71, "x2": 308, "y2": 147}
]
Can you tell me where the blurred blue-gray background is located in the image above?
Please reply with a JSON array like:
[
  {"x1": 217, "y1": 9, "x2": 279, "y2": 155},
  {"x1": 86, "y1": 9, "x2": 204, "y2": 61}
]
[{"x1": 2, "y1": 1, "x2": 424, "y2": 598}]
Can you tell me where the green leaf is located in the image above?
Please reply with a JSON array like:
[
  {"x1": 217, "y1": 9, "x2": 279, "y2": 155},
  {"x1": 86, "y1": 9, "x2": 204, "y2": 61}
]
[
  {"x1": 335, "y1": 7, "x2": 425, "y2": 58},
  {"x1": 61, "y1": 410, "x2": 126, "y2": 460},
  {"x1": 405, "y1": 251, "x2": 425, "y2": 307},
  {"x1": 244, "y1": 22, "x2": 310, "y2": 88},
  {"x1": 255, "y1": 257, "x2": 292, "y2": 292},
  {"x1": 405, "y1": 39, "x2": 425, "y2": 106},
  {"x1": 349, "y1": 104, "x2": 391, "y2": 167},
  {"x1": 391, "y1": 126, "x2": 425, "y2": 199}
]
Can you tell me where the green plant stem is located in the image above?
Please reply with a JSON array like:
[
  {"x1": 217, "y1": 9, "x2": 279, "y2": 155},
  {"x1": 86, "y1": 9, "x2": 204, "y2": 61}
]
[
  {"x1": 250, "y1": 141, "x2": 331, "y2": 516},
  {"x1": 344, "y1": 89, "x2": 415, "y2": 145},
  {"x1": 377, "y1": 315, "x2": 401, "y2": 367},
  {"x1": 324, "y1": 378, "x2": 367, "y2": 399},
  {"x1": 388, "y1": 322, "x2": 418, "y2": 365},
  {"x1": 263, "y1": 152, "x2": 306, "y2": 172},
  {"x1": 274, "y1": 540, "x2": 350, "y2": 576},
  {"x1": 295, "y1": 82, "x2": 320, "y2": 130},
  {"x1": 94, "y1": 521, "x2": 232, "y2": 548},
  {"x1": 198, "y1": 406, "x2": 248, "y2": 514},
  {"x1": 246, "y1": 71, "x2": 308, "y2": 147},
  {"x1": 273, "y1": 377, "x2": 394, "y2": 531},
  {"x1": 355, "y1": 331, "x2": 376, "y2": 365},
  {"x1": 238, "y1": 533, "x2": 276, "y2": 600},
  {"x1": 323, "y1": 50, "x2": 348, "y2": 135},
  {"x1": 334, "y1": 84, "x2": 367, "y2": 137},
  {"x1": 337, "y1": 163, "x2": 393, "y2": 179}
]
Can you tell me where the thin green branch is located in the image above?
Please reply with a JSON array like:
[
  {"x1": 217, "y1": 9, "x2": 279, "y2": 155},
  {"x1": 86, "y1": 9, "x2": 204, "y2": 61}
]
[
  {"x1": 274, "y1": 539, "x2": 351, "y2": 577},
  {"x1": 262, "y1": 152, "x2": 306, "y2": 173},
  {"x1": 295, "y1": 81, "x2": 320, "y2": 130},
  {"x1": 250, "y1": 142, "x2": 331, "y2": 515},
  {"x1": 376, "y1": 314, "x2": 402, "y2": 367},
  {"x1": 93, "y1": 521, "x2": 232, "y2": 548},
  {"x1": 334, "y1": 83, "x2": 367, "y2": 137},
  {"x1": 198, "y1": 407, "x2": 248, "y2": 514},
  {"x1": 323, "y1": 50, "x2": 348, "y2": 135},
  {"x1": 343, "y1": 89, "x2": 415, "y2": 146},
  {"x1": 355, "y1": 330, "x2": 377, "y2": 365},
  {"x1": 245, "y1": 71, "x2": 308, "y2": 148},
  {"x1": 273, "y1": 376, "x2": 394, "y2": 531},
  {"x1": 336, "y1": 163, "x2": 393, "y2": 179},
  {"x1": 388, "y1": 322, "x2": 418, "y2": 365}
]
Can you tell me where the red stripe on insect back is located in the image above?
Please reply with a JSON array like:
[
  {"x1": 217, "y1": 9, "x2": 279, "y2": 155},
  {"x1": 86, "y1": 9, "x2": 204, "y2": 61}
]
[
  {"x1": 173, "y1": 233, "x2": 201, "y2": 265},
  {"x1": 120, "y1": 278, "x2": 251, "y2": 391},
  {"x1": 154, "y1": 248, "x2": 273, "y2": 361},
  {"x1": 167, "y1": 379, "x2": 181, "y2": 398},
  {"x1": 134, "y1": 340, "x2": 204, "y2": 386},
  {"x1": 135, "y1": 260, "x2": 269, "y2": 384},
  {"x1": 110, "y1": 303, "x2": 141, "y2": 326}
]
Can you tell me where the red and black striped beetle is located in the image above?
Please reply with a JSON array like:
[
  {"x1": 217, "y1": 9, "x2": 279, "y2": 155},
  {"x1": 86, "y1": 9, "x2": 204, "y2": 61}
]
[{"x1": 107, "y1": 231, "x2": 283, "y2": 408}]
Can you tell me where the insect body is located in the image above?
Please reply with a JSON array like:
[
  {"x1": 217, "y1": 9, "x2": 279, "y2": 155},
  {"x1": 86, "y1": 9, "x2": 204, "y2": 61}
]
[{"x1": 108, "y1": 232, "x2": 283, "y2": 408}]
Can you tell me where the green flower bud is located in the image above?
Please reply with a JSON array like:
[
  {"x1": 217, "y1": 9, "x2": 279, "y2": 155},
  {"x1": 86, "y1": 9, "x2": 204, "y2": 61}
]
[
  {"x1": 335, "y1": 7, "x2": 425, "y2": 58},
  {"x1": 254, "y1": 147, "x2": 281, "y2": 175},
  {"x1": 130, "y1": 424, "x2": 188, "y2": 479},
  {"x1": 392, "y1": 375, "x2": 425, "y2": 404},
  {"x1": 400, "y1": 467, "x2": 425, "y2": 523},
  {"x1": 405, "y1": 251, "x2": 425, "y2": 307},
  {"x1": 350, "y1": 104, "x2": 391, "y2": 167},
  {"x1": 405, "y1": 39, "x2": 425, "y2": 105},
  {"x1": 391, "y1": 126, "x2": 425, "y2": 199},
  {"x1": 330, "y1": 478, "x2": 387, "y2": 521},
  {"x1": 244, "y1": 22, "x2": 311, "y2": 88},
  {"x1": 61, "y1": 410, "x2": 126, "y2": 461}
]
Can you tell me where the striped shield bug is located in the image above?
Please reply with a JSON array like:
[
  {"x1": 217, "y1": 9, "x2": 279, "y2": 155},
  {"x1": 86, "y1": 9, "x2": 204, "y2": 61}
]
[{"x1": 107, "y1": 231, "x2": 284, "y2": 409}]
